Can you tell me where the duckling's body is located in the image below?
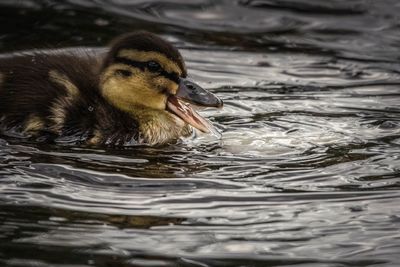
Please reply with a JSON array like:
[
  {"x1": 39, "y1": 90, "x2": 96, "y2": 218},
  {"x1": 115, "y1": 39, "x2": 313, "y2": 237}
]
[
  {"x1": 0, "y1": 51, "x2": 143, "y2": 145},
  {"x1": 0, "y1": 32, "x2": 222, "y2": 145}
]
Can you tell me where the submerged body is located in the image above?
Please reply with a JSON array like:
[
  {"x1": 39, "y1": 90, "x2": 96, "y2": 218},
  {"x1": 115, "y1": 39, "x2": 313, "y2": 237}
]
[{"x1": 0, "y1": 32, "x2": 222, "y2": 145}]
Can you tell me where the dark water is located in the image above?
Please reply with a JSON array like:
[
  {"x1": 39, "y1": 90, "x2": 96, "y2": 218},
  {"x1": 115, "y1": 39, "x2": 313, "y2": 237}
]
[{"x1": 1, "y1": 0, "x2": 400, "y2": 266}]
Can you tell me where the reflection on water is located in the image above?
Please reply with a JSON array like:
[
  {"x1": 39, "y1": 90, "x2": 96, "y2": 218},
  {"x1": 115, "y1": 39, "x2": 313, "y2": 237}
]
[{"x1": 1, "y1": 0, "x2": 400, "y2": 266}]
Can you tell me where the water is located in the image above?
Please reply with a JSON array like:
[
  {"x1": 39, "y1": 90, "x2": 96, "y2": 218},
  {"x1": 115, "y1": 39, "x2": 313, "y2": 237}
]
[{"x1": 1, "y1": 0, "x2": 400, "y2": 266}]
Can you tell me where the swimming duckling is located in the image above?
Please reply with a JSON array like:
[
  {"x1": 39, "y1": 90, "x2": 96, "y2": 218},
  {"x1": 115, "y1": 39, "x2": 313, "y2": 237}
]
[{"x1": 0, "y1": 31, "x2": 222, "y2": 145}]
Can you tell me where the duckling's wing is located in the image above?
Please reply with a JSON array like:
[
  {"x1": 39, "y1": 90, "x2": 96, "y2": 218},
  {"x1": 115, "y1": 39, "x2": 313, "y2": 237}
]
[{"x1": 0, "y1": 50, "x2": 99, "y2": 135}]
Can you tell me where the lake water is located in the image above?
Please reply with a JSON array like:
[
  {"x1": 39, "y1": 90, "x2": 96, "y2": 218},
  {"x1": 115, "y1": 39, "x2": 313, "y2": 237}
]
[{"x1": 1, "y1": 0, "x2": 400, "y2": 266}]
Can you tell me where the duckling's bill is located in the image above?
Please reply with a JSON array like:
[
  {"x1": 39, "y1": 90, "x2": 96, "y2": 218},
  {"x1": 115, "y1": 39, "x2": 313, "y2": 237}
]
[{"x1": 167, "y1": 79, "x2": 223, "y2": 133}]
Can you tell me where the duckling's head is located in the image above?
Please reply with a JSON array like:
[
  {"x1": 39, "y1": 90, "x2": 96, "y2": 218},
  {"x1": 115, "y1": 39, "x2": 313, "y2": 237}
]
[{"x1": 100, "y1": 31, "x2": 222, "y2": 144}]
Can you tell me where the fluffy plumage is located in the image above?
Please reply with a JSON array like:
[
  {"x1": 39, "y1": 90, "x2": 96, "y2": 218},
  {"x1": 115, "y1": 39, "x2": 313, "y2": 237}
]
[{"x1": 0, "y1": 51, "x2": 141, "y2": 145}]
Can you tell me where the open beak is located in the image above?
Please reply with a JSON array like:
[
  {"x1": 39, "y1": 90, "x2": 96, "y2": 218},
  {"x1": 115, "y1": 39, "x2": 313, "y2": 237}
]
[{"x1": 166, "y1": 78, "x2": 223, "y2": 133}]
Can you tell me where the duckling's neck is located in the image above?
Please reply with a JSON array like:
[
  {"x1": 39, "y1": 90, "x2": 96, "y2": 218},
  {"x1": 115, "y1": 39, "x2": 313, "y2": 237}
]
[{"x1": 126, "y1": 105, "x2": 192, "y2": 145}]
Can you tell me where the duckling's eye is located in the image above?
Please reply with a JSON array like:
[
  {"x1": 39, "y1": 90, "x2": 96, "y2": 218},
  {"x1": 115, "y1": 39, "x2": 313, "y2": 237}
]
[
  {"x1": 147, "y1": 61, "x2": 162, "y2": 73},
  {"x1": 115, "y1": 69, "x2": 132, "y2": 77}
]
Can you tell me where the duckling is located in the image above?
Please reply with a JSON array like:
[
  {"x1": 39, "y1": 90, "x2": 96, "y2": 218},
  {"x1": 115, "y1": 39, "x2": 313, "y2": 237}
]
[{"x1": 0, "y1": 31, "x2": 222, "y2": 145}]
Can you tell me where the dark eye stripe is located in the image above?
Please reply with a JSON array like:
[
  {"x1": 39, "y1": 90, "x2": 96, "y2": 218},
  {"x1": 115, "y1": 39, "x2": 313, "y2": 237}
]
[
  {"x1": 159, "y1": 69, "x2": 179, "y2": 84},
  {"x1": 114, "y1": 57, "x2": 180, "y2": 84}
]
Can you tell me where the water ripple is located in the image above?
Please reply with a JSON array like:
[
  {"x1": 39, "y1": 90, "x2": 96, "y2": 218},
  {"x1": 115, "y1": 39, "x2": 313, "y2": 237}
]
[{"x1": 1, "y1": 0, "x2": 400, "y2": 266}]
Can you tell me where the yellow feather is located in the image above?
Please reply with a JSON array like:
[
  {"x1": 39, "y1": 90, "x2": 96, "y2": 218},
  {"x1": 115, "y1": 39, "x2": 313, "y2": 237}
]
[
  {"x1": 49, "y1": 70, "x2": 80, "y2": 97},
  {"x1": 24, "y1": 115, "x2": 45, "y2": 133},
  {"x1": 48, "y1": 70, "x2": 80, "y2": 132},
  {"x1": 87, "y1": 130, "x2": 103, "y2": 145}
]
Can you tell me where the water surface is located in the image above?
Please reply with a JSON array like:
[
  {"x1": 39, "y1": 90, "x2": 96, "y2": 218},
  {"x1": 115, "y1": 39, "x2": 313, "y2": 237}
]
[{"x1": 1, "y1": 1, "x2": 400, "y2": 266}]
